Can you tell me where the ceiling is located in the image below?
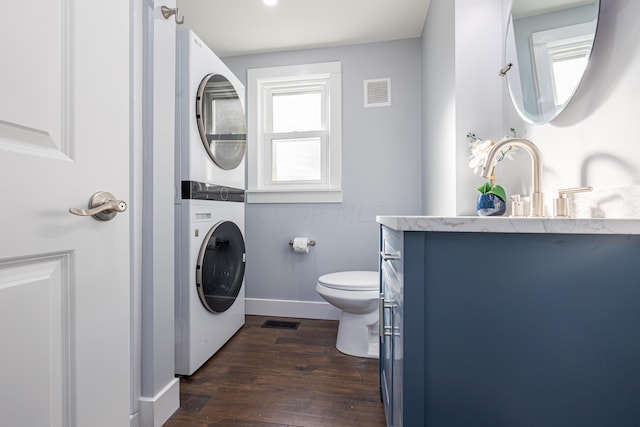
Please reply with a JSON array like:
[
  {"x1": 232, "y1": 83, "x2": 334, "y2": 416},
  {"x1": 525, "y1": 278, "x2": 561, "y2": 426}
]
[{"x1": 175, "y1": 0, "x2": 432, "y2": 57}]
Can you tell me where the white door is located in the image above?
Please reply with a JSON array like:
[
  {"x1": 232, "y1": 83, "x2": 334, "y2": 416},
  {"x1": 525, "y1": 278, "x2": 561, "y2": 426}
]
[{"x1": 0, "y1": 1, "x2": 131, "y2": 426}]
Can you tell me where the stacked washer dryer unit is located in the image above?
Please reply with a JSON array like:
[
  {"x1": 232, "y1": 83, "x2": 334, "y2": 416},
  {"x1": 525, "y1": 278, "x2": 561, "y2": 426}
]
[{"x1": 174, "y1": 30, "x2": 247, "y2": 376}]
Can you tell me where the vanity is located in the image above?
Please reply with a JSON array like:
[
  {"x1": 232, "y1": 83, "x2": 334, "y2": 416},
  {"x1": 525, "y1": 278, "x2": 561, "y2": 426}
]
[
  {"x1": 378, "y1": 216, "x2": 640, "y2": 427},
  {"x1": 375, "y1": 0, "x2": 625, "y2": 425}
]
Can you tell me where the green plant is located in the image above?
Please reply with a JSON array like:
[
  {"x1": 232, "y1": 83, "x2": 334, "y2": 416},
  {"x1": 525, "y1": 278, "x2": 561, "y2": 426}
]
[
  {"x1": 476, "y1": 181, "x2": 506, "y2": 202},
  {"x1": 467, "y1": 128, "x2": 518, "y2": 202}
]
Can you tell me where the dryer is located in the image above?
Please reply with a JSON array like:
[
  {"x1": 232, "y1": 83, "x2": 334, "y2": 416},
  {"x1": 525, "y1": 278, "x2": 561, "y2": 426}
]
[
  {"x1": 174, "y1": 30, "x2": 247, "y2": 375},
  {"x1": 175, "y1": 29, "x2": 246, "y2": 190},
  {"x1": 174, "y1": 183, "x2": 246, "y2": 376}
]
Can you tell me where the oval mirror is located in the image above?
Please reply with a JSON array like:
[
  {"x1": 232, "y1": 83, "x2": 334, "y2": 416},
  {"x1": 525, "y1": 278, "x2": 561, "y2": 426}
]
[
  {"x1": 504, "y1": 0, "x2": 600, "y2": 124},
  {"x1": 196, "y1": 74, "x2": 247, "y2": 170}
]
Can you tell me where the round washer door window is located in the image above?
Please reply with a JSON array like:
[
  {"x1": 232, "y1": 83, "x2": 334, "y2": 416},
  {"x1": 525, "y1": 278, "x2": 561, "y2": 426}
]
[
  {"x1": 196, "y1": 221, "x2": 246, "y2": 313},
  {"x1": 196, "y1": 73, "x2": 247, "y2": 170}
]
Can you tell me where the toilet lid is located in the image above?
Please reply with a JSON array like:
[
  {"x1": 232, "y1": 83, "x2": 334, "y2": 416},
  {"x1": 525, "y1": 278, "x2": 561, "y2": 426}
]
[{"x1": 318, "y1": 271, "x2": 378, "y2": 291}]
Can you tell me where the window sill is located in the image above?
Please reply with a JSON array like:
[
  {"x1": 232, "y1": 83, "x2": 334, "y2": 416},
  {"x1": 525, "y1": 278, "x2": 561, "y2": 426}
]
[{"x1": 246, "y1": 189, "x2": 343, "y2": 204}]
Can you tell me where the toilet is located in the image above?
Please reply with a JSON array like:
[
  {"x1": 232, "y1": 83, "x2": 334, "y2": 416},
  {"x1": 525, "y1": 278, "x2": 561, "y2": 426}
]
[{"x1": 316, "y1": 271, "x2": 379, "y2": 358}]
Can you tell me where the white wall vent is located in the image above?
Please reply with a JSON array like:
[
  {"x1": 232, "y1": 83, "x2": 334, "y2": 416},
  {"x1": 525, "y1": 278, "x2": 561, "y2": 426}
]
[{"x1": 364, "y1": 78, "x2": 391, "y2": 108}]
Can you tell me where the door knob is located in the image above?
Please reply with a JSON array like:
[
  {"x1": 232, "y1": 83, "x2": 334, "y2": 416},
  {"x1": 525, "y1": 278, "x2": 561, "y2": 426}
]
[{"x1": 69, "y1": 191, "x2": 127, "y2": 221}]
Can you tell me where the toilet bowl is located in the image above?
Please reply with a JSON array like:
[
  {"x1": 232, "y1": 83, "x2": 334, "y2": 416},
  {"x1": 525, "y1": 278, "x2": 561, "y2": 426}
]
[{"x1": 316, "y1": 271, "x2": 379, "y2": 358}]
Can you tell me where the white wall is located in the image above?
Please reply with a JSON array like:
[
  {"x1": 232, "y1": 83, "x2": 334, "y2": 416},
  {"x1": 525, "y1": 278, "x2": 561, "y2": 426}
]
[
  {"x1": 422, "y1": 0, "x2": 639, "y2": 216},
  {"x1": 511, "y1": 0, "x2": 640, "y2": 204},
  {"x1": 454, "y1": 0, "x2": 505, "y2": 215},
  {"x1": 421, "y1": 0, "x2": 504, "y2": 215},
  {"x1": 223, "y1": 39, "x2": 423, "y2": 310},
  {"x1": 421, "y1": 0, "x2": 456, "y2": 215}
]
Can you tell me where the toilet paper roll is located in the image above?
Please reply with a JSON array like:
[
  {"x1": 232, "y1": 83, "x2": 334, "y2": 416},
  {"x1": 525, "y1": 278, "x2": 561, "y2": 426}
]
[{"x1": 292, "y1": 237, "x2": 310, "y2": 254}]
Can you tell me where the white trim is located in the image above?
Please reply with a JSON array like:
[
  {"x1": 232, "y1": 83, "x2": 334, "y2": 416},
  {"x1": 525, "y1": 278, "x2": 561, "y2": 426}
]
[
  {"x1": 129, "y1": 412, "x2": 139, "y2": 427},
  {"x1": 530, "y1": 20, "x2": 596, "y2": 112},
  {"x1": 246, "y1": 297, "x2": 341, "y2": 320},
  {"x1": 251, "y1": 61, "x2": 341, "y2": 81},
  {"x1": 138, "y1": 378, "x2": 180, "y2": 427},
  {"x1": 247, "y1": 61, "x2": 342, "y2": 204}
]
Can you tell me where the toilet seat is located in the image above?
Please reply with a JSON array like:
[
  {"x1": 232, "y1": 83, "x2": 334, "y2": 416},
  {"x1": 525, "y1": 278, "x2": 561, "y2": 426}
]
[{"x1": 318, "y1": 271, "x2": 378, "y2": 291}]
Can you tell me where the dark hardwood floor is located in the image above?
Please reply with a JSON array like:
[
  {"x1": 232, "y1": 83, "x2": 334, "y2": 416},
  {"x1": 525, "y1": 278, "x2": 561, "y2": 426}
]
[{"x1": 164, "y1": 315, "x2": 386, "y2": 427}]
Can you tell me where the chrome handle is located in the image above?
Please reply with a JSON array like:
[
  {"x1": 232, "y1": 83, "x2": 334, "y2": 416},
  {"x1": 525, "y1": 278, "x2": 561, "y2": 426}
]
[
  {"x1": 161, "y1": 6, "x2": 184, "y2": 24},
  {"x1": 380, "y1": 296, "x2": 397, "y2": 338},
  {"x1": 379, "y1": 293, "x2": 384, "y2": 339},
  {"x1": 558, "y1": 186, "x2": 593, "y2": 197},
  {"x1": 380, "y1": 251, "x2": 401, "y2": 261},
  {"x1": 383, "y1": 326, "x2": 400, "y2": 337},
  {"x1": 69, "y1": 191, "x2": 127, "y2": 221},
  {"x1": 553, "y1": 186, "x2": 592, "y2": 217}
]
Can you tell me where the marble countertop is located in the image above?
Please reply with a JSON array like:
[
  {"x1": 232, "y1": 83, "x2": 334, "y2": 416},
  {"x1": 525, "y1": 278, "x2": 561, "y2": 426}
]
[{"x1": 376, "y1": 216, "x2": 640, "y2": 235}]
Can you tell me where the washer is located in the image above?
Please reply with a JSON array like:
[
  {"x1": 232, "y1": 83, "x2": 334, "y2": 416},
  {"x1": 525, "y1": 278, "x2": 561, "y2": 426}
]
[
  {"x1": 174, "y1": 30, "x2": 247, "y2": 376},
  {"x1": 174, "y1": 183, "x2": 246, "y2": 376},
  {"x1": 175, "y1": 29, "x2": 246, "y2": 190}
]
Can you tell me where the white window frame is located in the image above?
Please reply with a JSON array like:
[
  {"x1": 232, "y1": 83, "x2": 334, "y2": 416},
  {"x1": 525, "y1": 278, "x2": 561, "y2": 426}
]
[
  {"x1": 530, "y1": 20, "x2": 595, "y2": 112},
  {"x1": 247, "y1": 62, "x2": 342, "y2": 203}
]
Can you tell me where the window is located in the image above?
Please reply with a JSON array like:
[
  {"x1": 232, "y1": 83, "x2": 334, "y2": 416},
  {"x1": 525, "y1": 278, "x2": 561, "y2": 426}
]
[
  {"x1": 247, "y1": 62, "x2": 342, "y2": 203},
  {"x1": 547, "y1": 37, "x2": 591, "y2": 106},
  {"x1": 530, "y1": 21, "x2": 595, "y2": 112}
]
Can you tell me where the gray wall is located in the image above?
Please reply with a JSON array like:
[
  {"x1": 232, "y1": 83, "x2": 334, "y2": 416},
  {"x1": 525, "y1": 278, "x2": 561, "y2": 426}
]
[
  {"x1": 223, "y1": 39, "x2": 422, "y2": 304},
  {"x1": 421, "y1": 0, "x2": 504, "y2": 216},
  {"x1": 132, "y1": 1, "x2": 179, "y2": 425}
]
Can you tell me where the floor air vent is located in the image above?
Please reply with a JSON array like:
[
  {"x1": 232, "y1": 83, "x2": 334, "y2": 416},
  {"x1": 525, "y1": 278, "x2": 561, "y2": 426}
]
[{"x1": 261, "y1": 320, "x2": 300, "y2": 330}]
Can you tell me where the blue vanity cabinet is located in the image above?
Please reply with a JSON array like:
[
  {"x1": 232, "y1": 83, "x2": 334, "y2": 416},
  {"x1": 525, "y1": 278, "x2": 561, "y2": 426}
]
[
  {"x1": 379, "y1": 224, "x2": 640, "y2": 427},
  {"x1": 379, "y1": 226, "x2": 425, "y2": 427}
]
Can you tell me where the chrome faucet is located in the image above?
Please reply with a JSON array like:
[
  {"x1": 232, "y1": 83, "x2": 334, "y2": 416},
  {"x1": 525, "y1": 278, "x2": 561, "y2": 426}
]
[{"x1": 481, "y1": 138, "x2": 544, "y2": 217}]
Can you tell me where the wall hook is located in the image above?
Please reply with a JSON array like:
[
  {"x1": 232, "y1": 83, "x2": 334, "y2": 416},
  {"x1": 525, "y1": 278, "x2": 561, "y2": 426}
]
[
  {"x1": 161, "y1": 6, "x2": 184, "y2": 24},
  {"x1": 499, "y1": 63, "x2": 513, "y2": 77}
]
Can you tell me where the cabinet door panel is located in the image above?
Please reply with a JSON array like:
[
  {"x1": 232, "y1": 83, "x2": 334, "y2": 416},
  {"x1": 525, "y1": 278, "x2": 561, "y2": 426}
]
[
  {"x1": 380, "y1": 267, "x2": 394, "y2": 426},
  {"x1": 381, "y1": 226, "x2": 404, "y2": 427}
]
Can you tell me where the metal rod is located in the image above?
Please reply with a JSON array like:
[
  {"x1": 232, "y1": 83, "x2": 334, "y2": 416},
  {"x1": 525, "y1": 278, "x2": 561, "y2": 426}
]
[
  {"x1": 499, "y1": 63, "x2": 513, "y2": 77},
  {"x1": 288, "y1": 239, "x2": 316, "y2": 246}
]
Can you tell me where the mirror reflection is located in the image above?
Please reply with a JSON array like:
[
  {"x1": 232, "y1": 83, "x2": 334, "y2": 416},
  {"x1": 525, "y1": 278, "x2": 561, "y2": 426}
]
[
  {"x1": 196, "y1": 74, "x2": 247, "y2": 170},
  {"x1": 505, "y1": 0, "x2": 600, "y2": 124}
]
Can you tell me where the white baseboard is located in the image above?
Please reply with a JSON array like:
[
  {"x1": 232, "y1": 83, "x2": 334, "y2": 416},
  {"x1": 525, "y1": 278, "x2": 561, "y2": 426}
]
[
  {"x1": 138, "y1": 377, "x2": 180, "y2": 427},
  {"x1": 129, "y1": 411, "x2": 139, "y2": 427},
  {"x1": 246, "y1": 298, "x2": 341, "y2": 320}
]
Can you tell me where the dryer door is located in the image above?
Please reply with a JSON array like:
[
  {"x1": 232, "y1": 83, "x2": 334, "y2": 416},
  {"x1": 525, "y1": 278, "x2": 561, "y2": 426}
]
[
  {"x1": 196, "y1": 74, "x2": 246, "y2": 170},
  {"x1": 196, "y1": 220, "x2": 246, "y2": 313}
]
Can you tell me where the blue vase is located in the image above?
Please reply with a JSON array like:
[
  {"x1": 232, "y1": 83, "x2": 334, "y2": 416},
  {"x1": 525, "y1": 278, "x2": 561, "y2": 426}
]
[{"x1": 477, "y1": 193, "x2": 506, "y2": 216}]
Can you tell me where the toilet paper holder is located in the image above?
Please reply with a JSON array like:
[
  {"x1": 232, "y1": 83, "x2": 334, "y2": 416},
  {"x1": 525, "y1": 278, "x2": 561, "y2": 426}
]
[{"x1": 288, "y1": 239, "x2": 316, "y2": 247}]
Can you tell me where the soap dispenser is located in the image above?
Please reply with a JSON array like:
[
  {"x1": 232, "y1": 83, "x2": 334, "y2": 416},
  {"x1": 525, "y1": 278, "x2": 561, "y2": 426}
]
[{"x1": 510, "y1": 194, "x2": 524, "y2": 217}]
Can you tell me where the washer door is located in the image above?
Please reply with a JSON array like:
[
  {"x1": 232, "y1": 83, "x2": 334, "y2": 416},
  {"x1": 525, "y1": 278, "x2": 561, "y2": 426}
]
[
  {"x1": 195, "y1": 73, "x2": 247, "y2": 170},
  {"x1": 196, "y1": 221, "x2": 246, "y2": 313}
]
